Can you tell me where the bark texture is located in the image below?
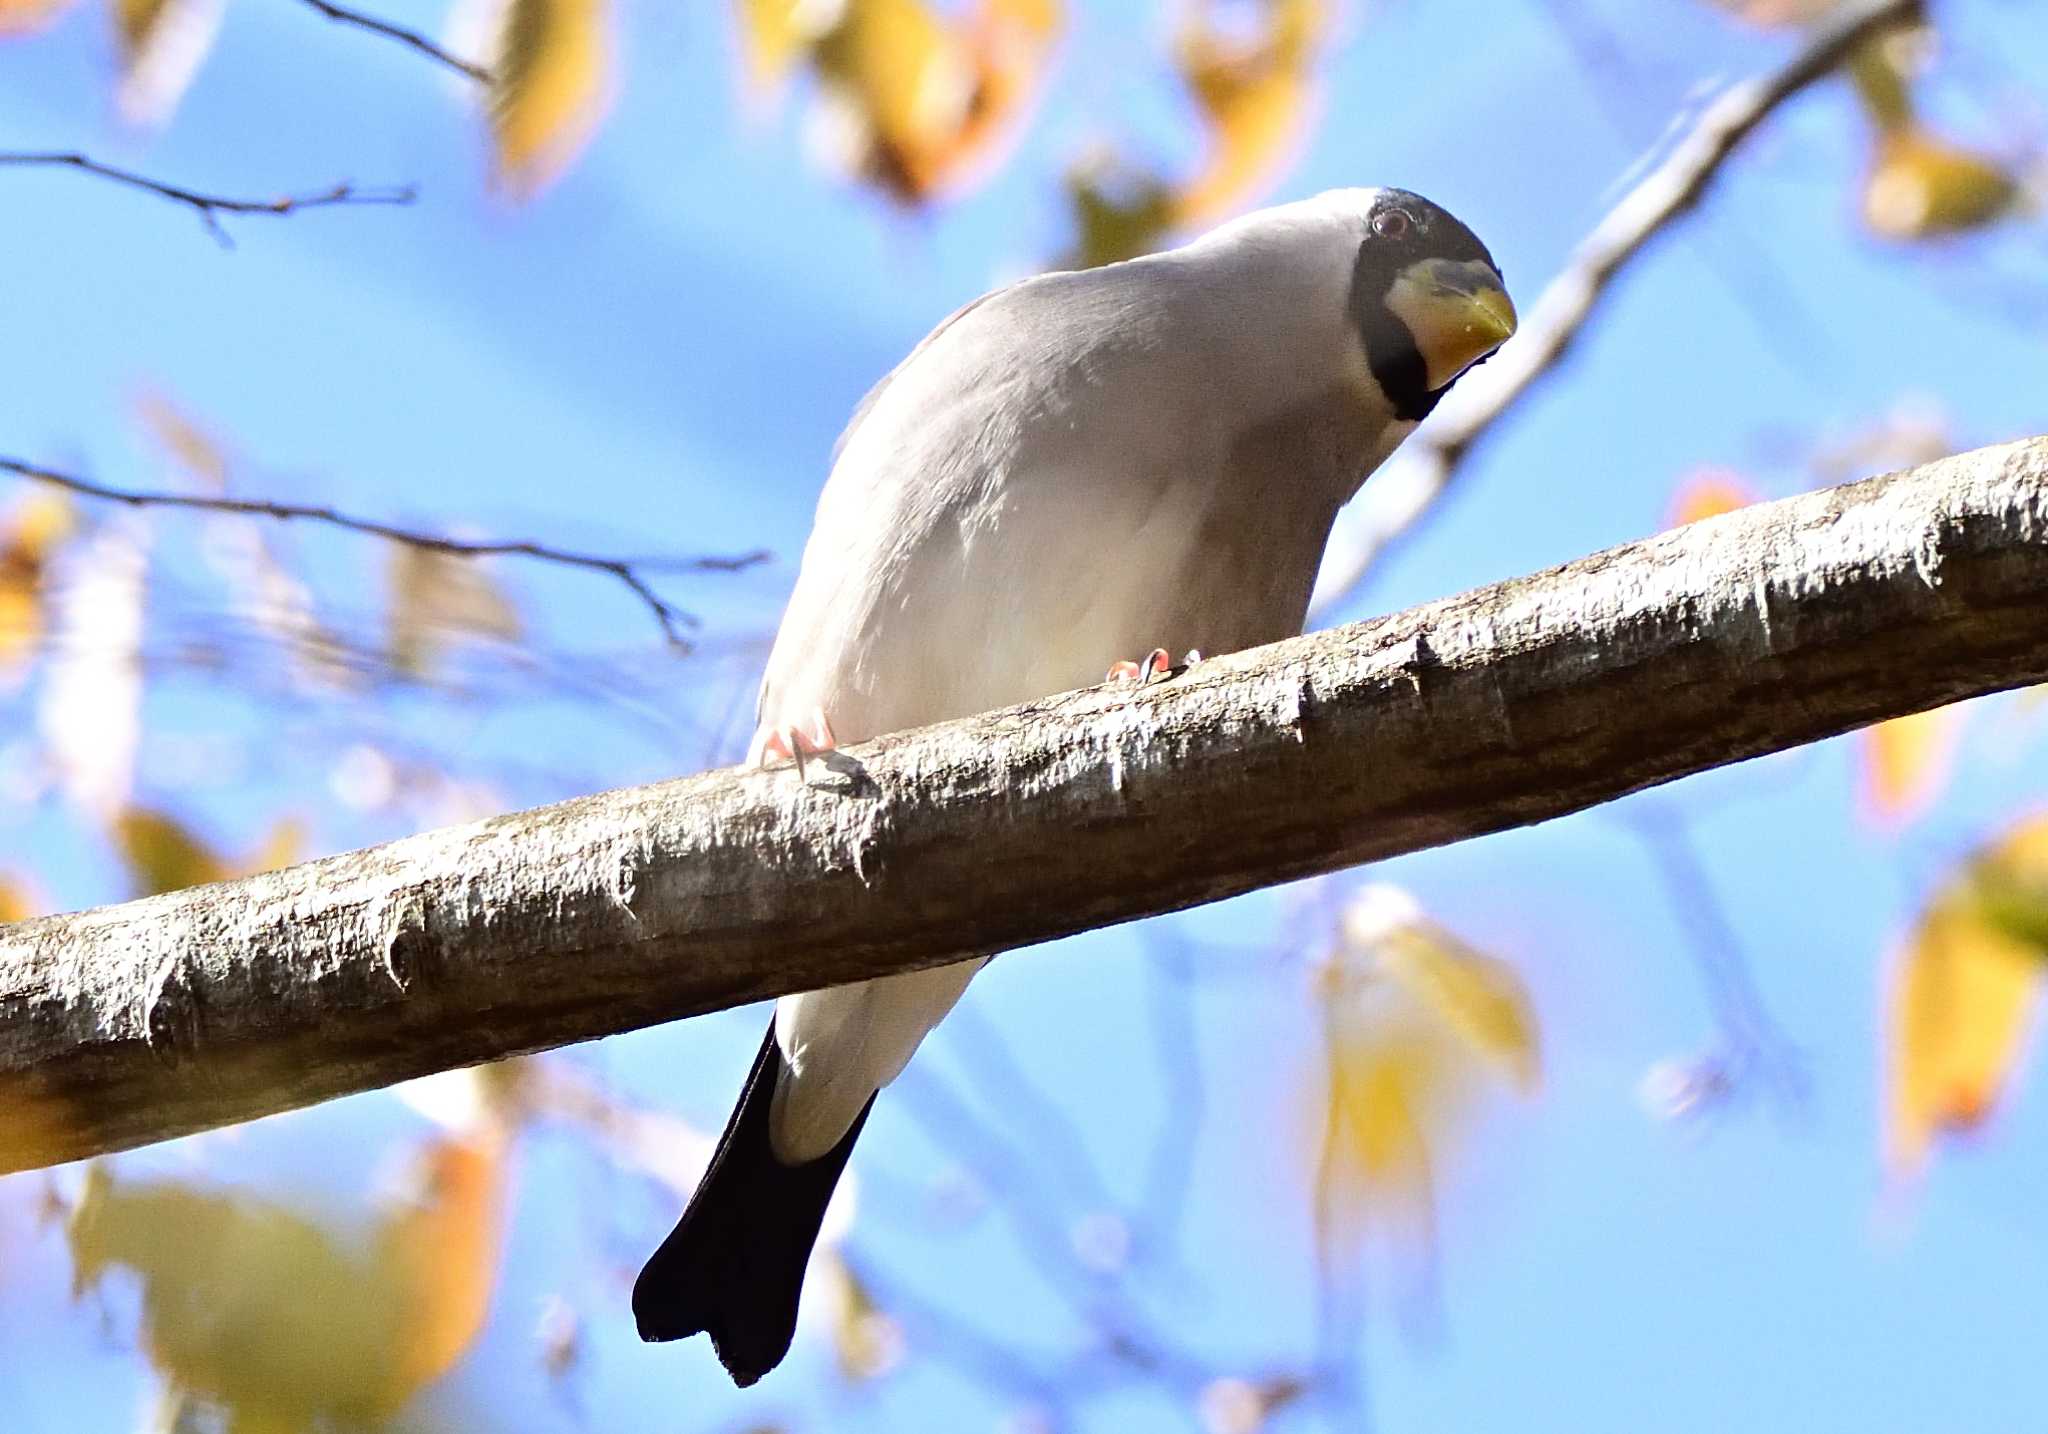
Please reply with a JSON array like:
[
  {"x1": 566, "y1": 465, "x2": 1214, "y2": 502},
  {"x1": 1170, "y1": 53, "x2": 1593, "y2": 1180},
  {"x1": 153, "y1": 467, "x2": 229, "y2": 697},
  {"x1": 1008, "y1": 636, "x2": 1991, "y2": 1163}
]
[{"x1": 4, "y1": 436, "x2": 2045, "y2": 1172}]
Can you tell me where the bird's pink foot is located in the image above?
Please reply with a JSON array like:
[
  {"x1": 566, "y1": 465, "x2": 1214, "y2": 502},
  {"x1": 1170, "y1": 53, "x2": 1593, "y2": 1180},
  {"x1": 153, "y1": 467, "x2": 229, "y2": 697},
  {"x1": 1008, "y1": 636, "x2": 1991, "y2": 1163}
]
[
  {"x1": 1104, "y1": 648, "x2": 1201, "y2": 687},
  {"x1": 749, "y1": 707, "x2": 838, "y2": 779}
]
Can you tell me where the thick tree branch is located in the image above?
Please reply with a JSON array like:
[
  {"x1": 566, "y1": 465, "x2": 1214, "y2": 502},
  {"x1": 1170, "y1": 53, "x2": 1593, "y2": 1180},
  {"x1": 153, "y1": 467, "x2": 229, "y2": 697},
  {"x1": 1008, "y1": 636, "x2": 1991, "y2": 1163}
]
[
  {"x1": 293, "y1": 0, "x2": 494, "y2": 85},
  {"x1": 1311, "y1": 0, "x2": 1924, "y2": 613},
  {"x1": 1, "y1": 456, "x2": 771, "y2": 648},
  {"x1": 3, "y1": 435, "x2": 2044, "y2": 1172},
  {"x1": 0, "y1": 152, "x2": 415, "y2": 246}
]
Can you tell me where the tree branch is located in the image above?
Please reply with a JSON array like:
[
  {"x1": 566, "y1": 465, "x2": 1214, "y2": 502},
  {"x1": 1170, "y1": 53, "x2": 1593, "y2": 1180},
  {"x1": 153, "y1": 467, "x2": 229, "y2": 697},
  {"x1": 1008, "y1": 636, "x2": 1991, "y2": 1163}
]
[
  {"x1": 0, "y1": 152, "x2": 415, "y2": 247},
  {"x1": 0, "y1": 456, "x2": 771, "y2": 648},
  {"x1": 1310, "y1": 0, "x2": 1924, "y2": 614},
  {"x1": 293, "y1": 0, "x2": 494, "y2": 85},
  {"x1": 3, "y1": 435, "x2": 2044, "y2": 1172}
]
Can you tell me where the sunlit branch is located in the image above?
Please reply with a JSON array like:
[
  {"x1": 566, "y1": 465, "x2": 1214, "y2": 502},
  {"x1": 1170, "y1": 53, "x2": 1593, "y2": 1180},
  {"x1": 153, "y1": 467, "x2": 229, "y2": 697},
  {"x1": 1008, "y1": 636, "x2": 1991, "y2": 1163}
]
[
  {"x1": 1, "y1": 455, "x2": 772, "y2": 649},
  {"x1": 1, "y1": 434, "x2": 2043, "y2": 1172},
  {"x1": 0, "y1": 152, "x2": 415, "y2": 247},
  {"x1": 1311, "y1": 0, "x2": 1924, "y2": 614},
  {"x1": 293, "y1": 0, "x2": 494, "y2": 84}
]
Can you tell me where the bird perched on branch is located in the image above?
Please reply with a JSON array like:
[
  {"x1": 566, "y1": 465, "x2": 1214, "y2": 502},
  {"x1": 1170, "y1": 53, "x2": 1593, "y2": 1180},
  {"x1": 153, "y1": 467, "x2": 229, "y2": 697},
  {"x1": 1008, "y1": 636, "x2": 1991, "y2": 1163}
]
[{"x1": 633, "y1": 186, "x2": 1515, "y2": 1385}]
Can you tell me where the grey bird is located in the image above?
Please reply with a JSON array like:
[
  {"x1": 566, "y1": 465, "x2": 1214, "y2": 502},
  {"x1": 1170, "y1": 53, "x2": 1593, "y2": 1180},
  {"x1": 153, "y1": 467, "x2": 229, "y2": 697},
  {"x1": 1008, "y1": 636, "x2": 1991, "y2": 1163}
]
[{"x1": 633, "y1": 186, "x2": 1516, "y2": 1385}]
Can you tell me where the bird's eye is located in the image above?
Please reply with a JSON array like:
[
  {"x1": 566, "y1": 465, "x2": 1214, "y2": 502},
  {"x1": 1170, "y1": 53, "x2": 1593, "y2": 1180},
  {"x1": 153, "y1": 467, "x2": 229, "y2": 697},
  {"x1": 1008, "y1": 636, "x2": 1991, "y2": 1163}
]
[{"x1": 1371, "y1": 209, "x2": 1412, "y2": 239}]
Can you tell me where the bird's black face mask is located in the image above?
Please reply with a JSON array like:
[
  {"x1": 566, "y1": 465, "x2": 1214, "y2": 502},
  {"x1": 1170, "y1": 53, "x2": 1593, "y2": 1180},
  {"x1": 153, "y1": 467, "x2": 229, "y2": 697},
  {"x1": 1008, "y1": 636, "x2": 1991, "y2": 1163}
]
[{"x1": 1349, "y1": 189, "x2": 1516, "y2": 422}]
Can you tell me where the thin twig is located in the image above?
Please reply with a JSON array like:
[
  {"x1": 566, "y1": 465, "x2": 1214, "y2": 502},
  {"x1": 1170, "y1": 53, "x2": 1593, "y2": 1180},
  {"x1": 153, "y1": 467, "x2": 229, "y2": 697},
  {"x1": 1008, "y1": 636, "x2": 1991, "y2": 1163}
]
[
  {"x1": 1310, "y1": 0, "x2": 1924, "y2": 615},
  {"x1": 294, "y1": 0, "x2": 494, "y2": 84},
  {"x1": 0, "y1": 152, "x2": 415, "y2": 247},
  {"x1": 1, "y1": 456, "x2": 772, "y2": 648}
]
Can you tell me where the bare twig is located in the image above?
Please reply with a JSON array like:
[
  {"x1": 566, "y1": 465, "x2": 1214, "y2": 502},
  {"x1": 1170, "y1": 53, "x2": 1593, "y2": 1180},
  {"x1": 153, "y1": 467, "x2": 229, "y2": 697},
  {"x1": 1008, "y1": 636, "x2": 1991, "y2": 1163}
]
[
  {"x1": 0, "y1": 456, "x2": 771, "y2": 648},
  {"x1": 0, "y1": 152, "x2": 414, "y2": 247},
  {"x1": 1310, "y1": 0, "x2": 1923, "y2": 615},
  {"x1": 1, "y1": 435, "x2": 2043, "y2": 1170},
  {"x1": 293, "y1": 0, "x2": 494, "y2": 84}
]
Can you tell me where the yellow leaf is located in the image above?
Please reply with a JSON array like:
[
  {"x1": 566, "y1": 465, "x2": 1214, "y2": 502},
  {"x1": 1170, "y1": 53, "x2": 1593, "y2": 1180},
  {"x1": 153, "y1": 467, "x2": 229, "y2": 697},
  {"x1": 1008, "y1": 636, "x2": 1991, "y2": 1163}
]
[
  {"x1": 734, "y1": 0, "x2": 829, "y2": 89},
  {"x1": 111, "y1": 0, "x2": 226, "y2": 128},
  {"x1": 0, "y1": 488, "x2": 74, "y2": 682},
  {"x1": 1667, "y1": 466, "x2": 1760, "y2": 528},
  {"x1": 133, "y1": 389, "x2": 231, "y2": 491},
  {"x1": 112, "y1": 806, "x2": 232, "y2": 897},
  {"x1": 1342, "y1": 884, "x2": 1540, "y2": 1092},
  {"x1": 810, "y1": 0, "x2": 1059, "y2": 205},
  {"x1": 386, "y1": 543, "x2": 522, "y2": 676},
  {"x1": 68, "y1": 1131, "x2": 510, "y2": 1430},
  {"x1": 0, "y1": 0, "x2": 75, "y2": 36},
  {"x1": 1861, "y1": 704, "x2": 1964, "y2": 829},
  {"x1": 489, "y1": 0, "x2": 613, "y2": 198},
  {"x1": 1886, "y1": 815, "x2": 2048, "y2": 1175},
  {"x1": 821, "y1": 1254, "x2": 903, "y2": 1382},
  {"x1": 1062, "y1": 156, "x2": 1176, "y2": 268},
  {"x1": 1171, "y1": 0, "x2": 1326, "y2": 224},
  {"x1": 1377, "y1": 925, "x2": 1541, "y2": 1093},
  {"x1": 1863, "y1": 126, "x2": 2020, "y2": 242}
]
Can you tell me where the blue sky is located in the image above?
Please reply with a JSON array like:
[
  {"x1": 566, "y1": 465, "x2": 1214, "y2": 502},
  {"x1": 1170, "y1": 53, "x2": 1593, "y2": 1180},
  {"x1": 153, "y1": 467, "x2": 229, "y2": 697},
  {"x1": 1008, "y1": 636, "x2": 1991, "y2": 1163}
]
[{"x1": 3, "y1": 2, "x2": 2047, "y2": 1431}]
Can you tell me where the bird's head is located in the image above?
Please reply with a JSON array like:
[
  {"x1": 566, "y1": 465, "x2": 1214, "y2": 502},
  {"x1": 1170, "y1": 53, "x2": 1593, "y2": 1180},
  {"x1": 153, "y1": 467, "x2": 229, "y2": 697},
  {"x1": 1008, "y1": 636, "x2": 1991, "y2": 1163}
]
[{"x1": 1337, "y1": 187, "x2": 1515, "y2": 422}]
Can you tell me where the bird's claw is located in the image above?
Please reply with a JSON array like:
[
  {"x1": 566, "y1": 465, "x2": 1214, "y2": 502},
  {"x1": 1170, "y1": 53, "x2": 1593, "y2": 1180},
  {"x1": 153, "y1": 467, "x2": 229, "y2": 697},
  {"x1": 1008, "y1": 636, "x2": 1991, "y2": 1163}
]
[
  {"x1": 1105, "y1": 648, "x2": 1201, "y2": 686},
  {"x1": 750, "y1": 707, "x2": 838, "y2": 780}
]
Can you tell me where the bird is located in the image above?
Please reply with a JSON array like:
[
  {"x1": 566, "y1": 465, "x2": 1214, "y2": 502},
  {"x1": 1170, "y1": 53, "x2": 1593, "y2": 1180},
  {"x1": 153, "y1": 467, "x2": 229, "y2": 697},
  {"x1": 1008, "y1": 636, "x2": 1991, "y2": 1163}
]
[{"x1": 632, "y1": 186, "x2": 1515, "y2": 1385}]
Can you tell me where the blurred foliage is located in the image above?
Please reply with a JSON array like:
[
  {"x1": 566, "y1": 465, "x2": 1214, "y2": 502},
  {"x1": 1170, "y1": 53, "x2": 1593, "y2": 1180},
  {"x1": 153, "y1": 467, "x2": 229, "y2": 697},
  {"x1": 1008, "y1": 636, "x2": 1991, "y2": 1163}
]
[
  {"x1": 1886, "y1": 814, "x2": 2048, "y2": 1176},
  {"x1": 1313, "y1": 886, "x2": 1538, "y2": 1259},
  {"x1": 67, "y1": 1129, "x2": 509, "y2": 1432},
  {"x1": 0, "y1": 487, "x2": 73, "y2": 682},
  {"x1": 483, "y1": 0, "x2": 613, "y2": 197}
]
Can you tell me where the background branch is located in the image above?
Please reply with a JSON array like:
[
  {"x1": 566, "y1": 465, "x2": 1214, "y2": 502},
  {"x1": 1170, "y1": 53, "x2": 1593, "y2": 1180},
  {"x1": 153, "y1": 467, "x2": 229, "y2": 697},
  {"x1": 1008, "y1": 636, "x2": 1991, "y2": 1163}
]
[
  {"x1": 2, "y1": 434, "x2": 2042, "y2": 1172},
  {"x1": 0, "y1": 152, "x2": 414, "y2": 246},
  {"x1": 1, "y1": 455, "x2": 771, "y2": 648},
  {"x1": 294, "y1": 0, "x2": 494, "y2": 85},
  {"x1": 1310, "y1": 0, "x2": 1924, "y2": 614}
]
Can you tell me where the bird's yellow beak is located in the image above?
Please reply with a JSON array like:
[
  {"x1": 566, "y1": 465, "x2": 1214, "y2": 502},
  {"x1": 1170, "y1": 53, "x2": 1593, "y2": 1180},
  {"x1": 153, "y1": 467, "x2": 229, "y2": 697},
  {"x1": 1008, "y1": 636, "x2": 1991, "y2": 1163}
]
[{"x1": 1386, "y1": 257, "x2": 1517, "y2": 391}]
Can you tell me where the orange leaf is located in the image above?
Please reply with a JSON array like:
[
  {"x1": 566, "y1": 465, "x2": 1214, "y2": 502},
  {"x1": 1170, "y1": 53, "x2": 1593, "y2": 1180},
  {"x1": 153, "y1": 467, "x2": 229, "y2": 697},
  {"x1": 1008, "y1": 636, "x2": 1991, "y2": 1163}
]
[
  {"x1": 1885, "y1": 815, "x2": 2048, "y2": 1176},
  {"x1": 1171, "y1": 0, "x2": 1326, "y2": 224},
  {"x1": 1667, "y1": 467, "x2": 1760, "y2": 528},
  {"x1": 0, "y1": 0, "x2": 76, "y2": 37},
  {"x1": 0, "y1": 874, "x2": 38, "y2": 923},
  {"x1": 1861, "y1": 705, "x2": 1965, "y2": 829},
  {"x1": 376, "y1": 1133, "x2": 509, "y2": 1403},
  {"x1": 487, "y1": 0, "x2": 613, "y2": 198},
  {"x1": 734, "y1": 0, "x2": 831, "y2": 90}
]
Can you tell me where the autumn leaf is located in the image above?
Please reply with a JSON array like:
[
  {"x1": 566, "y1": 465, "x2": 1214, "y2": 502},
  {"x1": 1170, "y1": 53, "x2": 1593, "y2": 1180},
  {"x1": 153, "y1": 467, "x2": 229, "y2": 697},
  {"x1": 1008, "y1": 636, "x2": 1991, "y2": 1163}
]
[
  {"x1": 808, "y1": 0, "x2": 1060, "y2": 205},
  {"x1": 386, "y1": 542, "x2": 522, "y2": 676},
  {"x1": 820, "y1": 1254, "x2": 903, "y2": 1382},
  {"x1": 0, "y1": 0, "x2": 75, "y2": 37},
  {"x1": 68, "y1": 1130, "x2": 509, "y2": 1429},
  {"x1": 1062, "y1": 155, "x2": 1177, "y2": 269},
  {"x1": 112, "y1": 806, "x2": 306, "y2": 897},
  {"x1": 1861, "y1": 704, "x2": 1965, "y2": 829},
  {"x1": 1171, "y1": 0, "x2": 1326, "y2": 224},
  {"x1": 484, "y1": 0, "x2": 614, "y2": 198},
  {"x1": 1885, "y1": 814, "x2": 2048, "y2": 1176},
  {"x1": 0, "y1": 874, "x2": 39, "y2": 923},
  {"x1": 734, "y1": 0, "x2": 833, "y2": 89},
  {"x1": 0, "y1": 488, "x2": 75, "y2": 684},
  {"x1": 1667, "y1": 466, "x2": 1760, "y2": 528},
  {"x1": 1862, "y1": 125, "x2": 2020, "y2": 241},
  {"x1": 111, "y1": 0, "x2": 227, "y2": 127},
  {"x1": 1312, "y1": 886, "x2": 1538, "y2": 1253}
]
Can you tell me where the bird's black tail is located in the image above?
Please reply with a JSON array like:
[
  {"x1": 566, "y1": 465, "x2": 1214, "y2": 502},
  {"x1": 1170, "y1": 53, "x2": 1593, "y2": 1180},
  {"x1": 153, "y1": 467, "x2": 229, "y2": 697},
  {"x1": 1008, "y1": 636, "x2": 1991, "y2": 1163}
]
[{"x1": 633, "y1": 1021, "x2": 873, "y2": 1386}]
